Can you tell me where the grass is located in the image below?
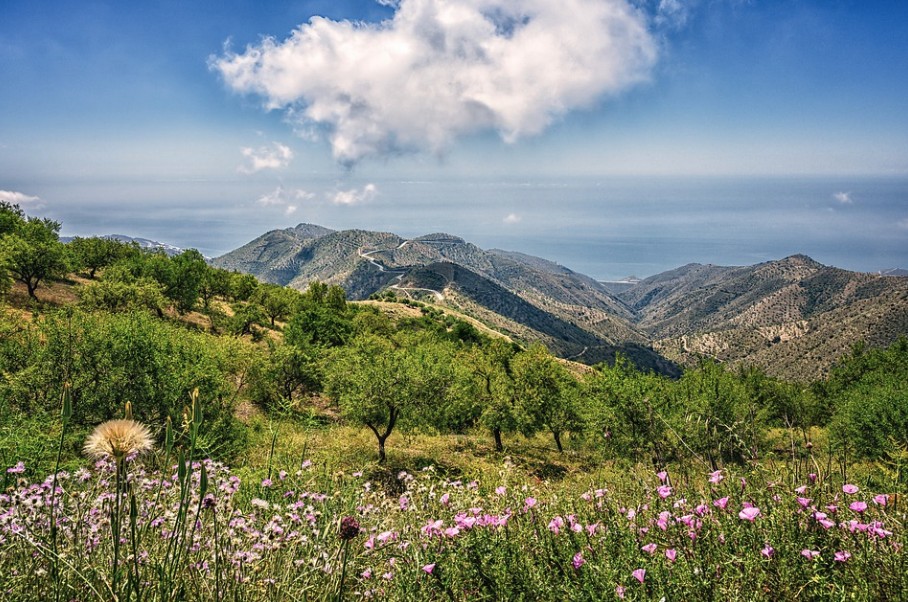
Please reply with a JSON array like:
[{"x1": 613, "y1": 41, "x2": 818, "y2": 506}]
[{"x1": 2, "y1": 407, "x2": 906, "y2": 601}]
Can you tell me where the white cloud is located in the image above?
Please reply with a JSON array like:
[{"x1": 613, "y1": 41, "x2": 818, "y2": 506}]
[
  {"x1": 0, "y1": 189, "x2": 45, "y2": 209},
  {"x1": 832, "y1": 191, "x2": 853, "y2": 204},
  {"x1": 331, "y1": 183, "x2": 378, "y2": 205},
  {"x1": 655, "y1": 0, "x2": 691, "y2": 29},
  {"x1": 238, "y1": 142, "x2": 293, "y2": 173},
  {"x1": 213, "y1": 0, "x2": 657, "y2": 166},
  {"x1": 503, "y1": 212, "x2": 521, "y2": 224},
  {"x1": 256, "y1": 186, "x2": 314, "y2": 211}
]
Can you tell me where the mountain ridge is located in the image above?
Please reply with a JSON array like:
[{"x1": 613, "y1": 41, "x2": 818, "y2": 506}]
[{"x1": 212, "y1": 224, "x2": 908, "y2": 379}]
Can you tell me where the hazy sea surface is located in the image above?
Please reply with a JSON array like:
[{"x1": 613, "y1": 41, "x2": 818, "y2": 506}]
[{"x1": 52, "y1": 175, "x2": 907, "y2": 282}]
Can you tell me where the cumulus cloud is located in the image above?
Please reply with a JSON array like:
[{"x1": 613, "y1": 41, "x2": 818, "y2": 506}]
[
  {"x1": 0, "y1": 190, "x2": 45, "y2": 209},
  {"x1": 238, "y1": 142, "x2": 293, "y2": 173},
  {"x1": 833, "y1": 191, "x2": 853, "y2": 204},
  {"x1": 256, "y1": 186, "x2": 314, "y2": 213},
  {"x1": 331, "y1": 183, "x2": 378, "y2": 205},
  {"x1": 502, "y1": 212, "x2": 521, "y2": 224},
  {"x1": 212, "y1": 0, "x2": 657, "y2": 165}
]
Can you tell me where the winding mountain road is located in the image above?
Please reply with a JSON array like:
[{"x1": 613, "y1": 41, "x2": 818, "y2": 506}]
[{"x1": 358, "y1": 245, "x2": 444, "y2": 302}]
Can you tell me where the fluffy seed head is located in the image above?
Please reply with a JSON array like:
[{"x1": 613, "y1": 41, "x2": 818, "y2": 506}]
[{"x1": 83, "y1": 419, "x2": 155, "y2": 460}]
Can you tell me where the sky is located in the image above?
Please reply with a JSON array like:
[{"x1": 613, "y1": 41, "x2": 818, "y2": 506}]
[{"x1": 1, "y1": 0, "x2": 907, "y2": 277}]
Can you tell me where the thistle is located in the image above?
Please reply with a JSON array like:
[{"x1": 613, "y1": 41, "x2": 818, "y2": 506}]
[{"x1": 83, "y1": 419, "x2": 155, "y2": 460}]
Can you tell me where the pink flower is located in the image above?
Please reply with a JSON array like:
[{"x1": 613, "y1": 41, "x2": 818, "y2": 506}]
[
  {"x1": 632, "y1": 568, "x2": 646, "y2": 584},
  {"x1": 657, "y1": 485, "x2": 673, "y2": 499},
  {"x1": 801, "y1": 549, "x2": 820, "y2": 560},
  {"x1": 713, "y1": 496, "x2": 730, "y2": 510},
  {"x1": 738, "y1": 506, "x2": 761, "y2": 522},
  {"x1": 615, "y1": 585, "x2": 626, "y2": 599},
  {"x1": 548, "y1": 516, "x2": 565, "y2": 534},
  {"x1": 834, "y1": 550, "x2": 851, "y2": 563},
  {"x1": 439, "y1": 493, "x2": 450, "y2": 506},
  {"x1": 641, "y1": 543, "x2": 657, "y2": 555},
  {"x1": 422, "y1": 563, "x2": 436, "y2": 574},
  {"x1": 761, "y1": 544, "x2": 774, "y2": 558},
  {"x1": 361, "y1": 569, "x2": 372, "y2": 579},
  {"x1": 842, "y1": 484, "x2": 859, "y2": 495},
  {"x1": 665, "y1": 548, "x2": 677, "y2": 563},
  {"x1": 572, "y1": 552, "x2": 586, "y2": 569},
  {"x1": 808, "y1": 473, "x2": 817, "y2": 483},
  {"x1": 874, "y1": 494, "x2": 889, "y2": 506},
  {"x1": 524, "y1": 497, "x2": 537, "y2": 511},
  {"x1": 657, "y1": 471, "x2": 668, "y2": 483},
  {"x1": 796, "y1": 497, "x2": 812, "y2": 508},
  {"x1": 495, "y1": 486, "x2": 507, "y2": 496},
  {"x1": 849, "y1": 501, "x2": 867, "y2": 513},
  {"x1": 708, "y1": 470, "x2": 724, "y2": 484}
]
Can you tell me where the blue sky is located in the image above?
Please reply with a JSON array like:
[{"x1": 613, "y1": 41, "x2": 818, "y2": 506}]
[{"x1": 1, "y1": 0, "x2": 906, "y2": 274}]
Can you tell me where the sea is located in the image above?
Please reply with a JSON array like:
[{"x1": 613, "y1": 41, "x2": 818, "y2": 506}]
[{"x1": 52, "y1": 175, "x2": 907, "y2": 283}]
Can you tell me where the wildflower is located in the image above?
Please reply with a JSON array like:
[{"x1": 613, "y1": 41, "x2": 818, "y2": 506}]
[
  {"x1": 548, "y1": 516, "x2": 565, "y2": 534},
  {"x1": 714, "y1": 496, "x2": 730, "y2": 510},
  {"x1": 708, "y1": 469, "x2": 724, "y2": 484},
  {"x1": 361, "y1": 569, "x2": 372, "y2": 579},
  {"x1": 399, "y1": 495, "x2": 409, "y2": 510},
  {"x1": 523, "y1": 497, "x2": 537, "y2": 512},
  {"x1": 261, "y1": 478, "x2": 272, "y2": 488},
  {"x1": 616, "y1": 585, "x2": 626, "y2": 599},
  {"x1": 874, "y1": 494, "x2": 889, "y2": 506},
  {"x1": 808, "y1": 473, "x2": 817, "y2": 484},
  {"x1": 83, "y1": 419, "x2": 154, "y2": 460},
  {"x1": 495, "y1": 486, "x2": 507, "y2": 496},
  {"x1": 843, "y1": 484, "x2": 859, "y2": 494},
  {"x1": 801, "y1": 549, "x2": 820, "y2": 560},
  {"x1": 572, "y1": 552, "x2": 586, "y2": 569},
  {"x1": 339, "y1": 516, "x2": 360, "y2": 541},
  {"x1": 6, "y1": 461, "x2": 25, "y2": 474},
  {"x1": 422, "y1": 563, "x2": 436, "y2": 574},
  {"x1": 796, "y1": 497, "x2": 812, "y2": 508},
  {"x1": 665, "y1": 548, "x2": 677, "y2": 563},
  {"x1": 849, "y1": 501, "x2": 867, "y2": 513},
  {"x1": 657, "y1": 471, "x2": 668, "y2": 483},
  {"x1": 834, "y1": 550, "x2": 852, "y2": 563},
  {"x1": 632, "y1": 568, "x2": 646, "y2": 584},
  {"x1": 761, "y1": 544, "x2": 774, "y2": 558},
  {"x1": 641, "y1": 543, "x2": 657, "y2": 555},
  {"x1": 439, "y1": 493, "x2": 450, "y2": 506},
  {"x1": 738, "y1": 507, "x2": 761, "y2": 522},
  {"x1": 657, "y1": 485, "x2": 673, "y2": 499}
]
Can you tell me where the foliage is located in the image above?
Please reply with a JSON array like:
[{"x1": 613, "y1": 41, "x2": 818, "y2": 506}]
[
  {"x1": 0, "y1": 212, "x2": 70, "y2": 299},
  {"x1": 67, "y1": 236, "x2": 137, "y2": 279}
]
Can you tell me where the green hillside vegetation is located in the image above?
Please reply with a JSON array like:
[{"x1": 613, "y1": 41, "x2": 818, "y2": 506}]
[{"x1": 2, "y1": 203, "x2": 908, "y2": 600}]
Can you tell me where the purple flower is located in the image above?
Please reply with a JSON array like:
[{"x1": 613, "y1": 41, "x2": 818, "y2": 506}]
[
  {"x1": 495, "y1": 486, "x2": 506, "y2": 496},
  {"x1": 849, "y1": 501, "x2": 867, "y2": 513},
  {"x1": 422, "y1": 563, "x2": 436, "y2": 574},
  {"x1": 439, "y1": 493, "x2": 450, "y2": 506},
  {"x1": 708, "y1": 469, "x2": 724, "y2": 484},
  {"x1": 632, "y1": 568, "x2": 646, "y2": 584},
  {"x1": 834, "y1": 550, "x2": 851, "y2": 563},
  {"x1": 801, "y1": 549, "x2": 820, "y2": 560},
  {"x1": 738, "y1": 506, "x2": 761, "y2": 522},
  {"x1": 6, "y1": 461, "x2": 25, "y2": 474},
  {"x1": 339, "y1": 516, "x2": 360, "y2": 541},
  {"x1": 657, "y1": 471, "x2": 668, "y2": 483},
  {"x1": 842, "y1": 484, "x2": 859, "y2": 495},
  {"x1": 616, "y1": 585, "x2": 626, "y2": 599},
  {"x1": 665, "y1": 548, "x2": 677, "y2": 563},
  {"x1": 761, "y1": 544, "x2": 774, "y2": 558},
  {"x1": 657, "y1": 485, "x2": 673, "y2": 499},
  {"x1": 641, "y1": 543, "x2": 657, "y2": 555},
  {"x1": 714, "y1": 496, "x2": 730, "y2": 510},
  {"x1": 572, "y1": 552, "x2": 586, "y2": 569},
  {"x1": 874, "y1": 494, "x2": 889, "y2": 506}
]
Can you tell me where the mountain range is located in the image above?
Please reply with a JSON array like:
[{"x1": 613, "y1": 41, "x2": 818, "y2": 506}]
[{"x1": 211, "y1": 224, "x2": 908, "y2": 380}]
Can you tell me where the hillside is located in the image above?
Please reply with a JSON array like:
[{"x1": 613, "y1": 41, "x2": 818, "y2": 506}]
[
  {"x1": 212, "y1": 224, "x2": 667, "y2": 370},
  {"x1": 214, "y1": 225, "x2": 908, "y2": 378},
  {"x1": 623, "y1": 255, "x2": 908, "y2": 379}
]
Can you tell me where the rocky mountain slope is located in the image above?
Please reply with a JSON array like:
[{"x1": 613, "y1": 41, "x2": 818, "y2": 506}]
[{"x1": 214, "y1": 225, "x2": 908, "y2": 379}]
